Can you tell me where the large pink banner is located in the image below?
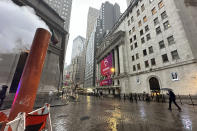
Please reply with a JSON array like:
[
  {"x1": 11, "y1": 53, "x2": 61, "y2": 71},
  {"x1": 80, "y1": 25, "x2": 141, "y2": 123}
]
[
  {"x1": 100, "y1": 53, "x2": 113, "y2": 86},
  {"x1": 101, "y1": 53, "x2": 113, "y2": 76},
  {"x1": 100, "y1": 78, "x2": 112, "y2": 86}
]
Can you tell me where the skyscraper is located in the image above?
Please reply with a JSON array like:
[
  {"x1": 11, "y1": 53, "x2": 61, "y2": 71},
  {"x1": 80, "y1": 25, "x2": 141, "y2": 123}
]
[
  {"x1": 84, "y1": 2, "x2": 121, "y2": 88},
  {"x1": 95, "y1": 2, "x2": 121, "y2": 45},
  {"x1": 71, "y1": 36, "x2": 86, "y2": 60},
  {"x1": 44, "y1": 0, "x2": 72, "y2": 31},
  {"x1": 70, "y1": 36, "x2": 86, "y2": 86},
  {"x1": 86, "y1": 7, "x2": 99, "y2": 43}
]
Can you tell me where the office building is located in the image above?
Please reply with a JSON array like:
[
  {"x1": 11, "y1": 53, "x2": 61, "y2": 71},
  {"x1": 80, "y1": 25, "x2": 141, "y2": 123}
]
[
  {"x1": 71, "y1": 36, "x2": 86, "y2": 60},
  {"x1": 86, "y1": 7, "x2": 99, "y2": 43},
  {"x1": 44, "y1": 0, "x2": 72, "y2": 31}
]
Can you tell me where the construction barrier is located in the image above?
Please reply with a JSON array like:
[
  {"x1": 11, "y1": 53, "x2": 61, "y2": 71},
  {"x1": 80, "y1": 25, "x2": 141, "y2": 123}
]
[{"x1": 0, "y1": 104, "x2": 52, "y2": 131}]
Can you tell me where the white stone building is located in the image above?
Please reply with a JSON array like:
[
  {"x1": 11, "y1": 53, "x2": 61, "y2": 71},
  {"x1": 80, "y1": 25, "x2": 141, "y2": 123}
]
[{"x1": 96, "y1": 0, "x2": 197, "y2": 95}]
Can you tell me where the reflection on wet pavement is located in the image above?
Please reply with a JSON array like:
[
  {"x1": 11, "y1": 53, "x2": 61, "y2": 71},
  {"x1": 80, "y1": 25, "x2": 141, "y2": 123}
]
[{"x1": 51, "y1": 96, "x2": 197, "y2": 131}]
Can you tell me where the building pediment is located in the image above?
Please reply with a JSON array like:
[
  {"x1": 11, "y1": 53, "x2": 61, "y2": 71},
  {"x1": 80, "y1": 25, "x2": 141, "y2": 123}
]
[{"x1": 96, "y1": 31, "x2": 125, "y2": 61}]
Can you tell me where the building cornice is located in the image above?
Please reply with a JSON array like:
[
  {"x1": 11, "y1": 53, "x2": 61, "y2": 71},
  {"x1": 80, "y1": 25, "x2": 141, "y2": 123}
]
[
  {"x1": 112, "y1": 59, "x2": 197, "y2": 80},
  {"x1": 96, "y1": 31, "x2": 125, "y2": 62}
]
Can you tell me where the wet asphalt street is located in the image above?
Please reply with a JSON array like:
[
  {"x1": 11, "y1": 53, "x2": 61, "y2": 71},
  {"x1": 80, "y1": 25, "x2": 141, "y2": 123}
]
[{"x1": 50, "y1": 96, "x2": 197, "y2": 131}]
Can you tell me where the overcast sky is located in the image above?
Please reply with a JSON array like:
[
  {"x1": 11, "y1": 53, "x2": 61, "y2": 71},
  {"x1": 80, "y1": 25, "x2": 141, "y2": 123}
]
[{"x1": 65, "y1": 0, "x2": 127, "y2": 66}]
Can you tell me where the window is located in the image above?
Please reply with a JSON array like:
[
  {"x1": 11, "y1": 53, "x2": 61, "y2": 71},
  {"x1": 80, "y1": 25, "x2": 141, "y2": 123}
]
[
  {"x1": 159, "y1": 40, "x2": 165, "y2": 49},
  {"x1": 137, "y1": 63, "x2": 141, "y2": 70},
  {"x1": 152, "y1": 7, "x2": 157, "y2": 15},
  {"x1": 163, "y1": 21, "x2": 170, "y2": 30},
  {"x1": 141, "y1": 4, "x2": 145, "y2": 12},
  {"x1": 130, "y1": 45, "x2": 133, "y2": 50},
  {"x1": 143, "y1": 49, "x2": 147, "y2": 56},
  {"x1": 128, "y1": 20, "x2": 131, "y2": 26},
  {"x1": 134, "y1": 35, "x2": 137, "y2": 40},
  {"x1": 145, "y1": 60, "x2": 149, "y2": 68},
  {"x1": 171, "y1": 50, "x2": 180, "y2": 60},
  {"x1": 140, "y1": 29, "x2": 144, "y2": 36},
  {"x1": 129, "y1": 30, "x2": 131, "y2": 35},
  {"x1": 158, "y1": 1, "x2": 164, "y2": 9},
  {"x1": 132, "y1": 55, "x2": 135, "y2": 61},
  {"x1": 149, "y1": 46, "x2": 154, "y2": 54},
  {"x1": 137, "y1": 9, "x2": 140, "y2": 16},
  {"x1": 132, "y1": 26, "x2": 135, "y2": 32},
  {"x1": 133, "y1": 65, "x2": 136, "y2": 71},
  {"x1": 151, "y1": 58, "x2": 156, "y2": 66},
  {"x1": 167, "y1": 35, "x2": 175, "y2": 45},
  {"x1": 131, "y1": 16, "x2": 134, "y2": 22},
  {"x1": 145, "y1": 25, "x2": 149, "y2": 32},
  {"x1": 141, "y1": 37, "x2": 145, "y2": 44},
  {"x1": 154, "y1": 17, "x2": 159, "y2": 25},
  {"x1": 136, "y1": 53, "x2": 139, "y2": 59},
  {"x1": 130, "y1": 38, "x2": 133, "y2": 43},
  {"x1": 134, "y1": 42, "x2": 138, "y2": 48},
  {"x1": 171, "y1": 72, "x2": 178, "y2": 81},
  {"x1": 138, "y1": 20, "x2": 142, "y2": 27},
  {"x1": 143, "y1": 16, "x2": 147, "y2": 23},
  {"x1": 146, "y1": 33, "x2": 151, "y2": 41},
  {"x1": 161, "y1": 11, "x2": 168, "y2": 20},
  {"x1": 156, "y1": 26, "x2": 162, "y2": 35},
  {"x1": 162, "y1": 54, "x2": 169, "y2": 63}
]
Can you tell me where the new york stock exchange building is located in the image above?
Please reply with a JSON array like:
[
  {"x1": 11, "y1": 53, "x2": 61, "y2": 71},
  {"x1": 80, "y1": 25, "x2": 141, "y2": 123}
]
[{"x1": 95, "y1": 0, "x2": 197, "y2": 97}]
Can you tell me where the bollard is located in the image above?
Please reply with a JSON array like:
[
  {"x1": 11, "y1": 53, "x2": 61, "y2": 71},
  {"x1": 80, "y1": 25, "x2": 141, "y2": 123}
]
[
  {"x1": 178, "y1": 94, "x2": 183, "y2": 105},
  {"x1": 8, "y1": 28, "x2": 51, "y2": 121},
  {"x1": 189, "y1": 94, "x2": 194, "y2": 106}
]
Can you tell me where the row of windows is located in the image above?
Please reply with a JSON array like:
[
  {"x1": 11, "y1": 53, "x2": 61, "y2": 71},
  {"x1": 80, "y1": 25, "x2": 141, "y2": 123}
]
[
  {"x1": 130, "y1": 35, "x2": 176, "y2": 59},
  {"x1": 130, "y1": 33, "x2": 151, "y2": 50},
  {"x1": 130, "y1": 34, "x2": 175, "y2": 53},
  {"x1": 132, "y1": 50, "x2": 180, "y2": 71},
  {"x1": 128, "y1": 0, "x2": 164, "y2": 27},
  {"x1": 129, "y1": 10, "x2": 168, "y2": 38}
]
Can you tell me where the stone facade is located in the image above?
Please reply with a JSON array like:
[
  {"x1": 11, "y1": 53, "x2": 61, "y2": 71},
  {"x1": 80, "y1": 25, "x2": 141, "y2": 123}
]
[
  {"x1": 0, "y1": 0, "x2": 68, "y2": 94},
  {"x1": 96, "y1": 0, "x2": 197, "y2": 95}
]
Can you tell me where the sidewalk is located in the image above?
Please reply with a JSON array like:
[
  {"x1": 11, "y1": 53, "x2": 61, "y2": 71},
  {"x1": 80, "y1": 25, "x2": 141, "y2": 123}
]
[{"x1": 0, "y1": 93, "x2": 68, "y2": 110}]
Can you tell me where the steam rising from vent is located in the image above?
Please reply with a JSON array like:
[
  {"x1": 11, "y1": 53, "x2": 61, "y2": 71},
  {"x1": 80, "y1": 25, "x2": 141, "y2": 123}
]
[{"x1": 0, "y1": 0, "x2": 50, "y2": 53}]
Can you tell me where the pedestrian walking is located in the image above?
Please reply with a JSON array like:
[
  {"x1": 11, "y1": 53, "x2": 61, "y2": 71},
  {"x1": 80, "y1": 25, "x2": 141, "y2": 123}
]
[
  {"x1": 62, "y1": 89, "x2": 64, "y2": 98},
  {"x1": 145, "y1": 93, "x2": 150, "y2": 102},
  {"x1": 138, "y1": 94, "x2": 141, "y2": 101},
  {"x1": 129, "y1": 93, "x2": 133, "y2": 102},
  {"x1": 100, "y1": 90, "x2": 103, "y2": 99},
  {"x1": 156, "y1": 93, "x2": 160, "y2": 102},
  {"x1": 123, "y1": 94, "x2": 126, "y2": 101},
  {"x1": 0, "y1": 85, "x2": 8, "y2": 108},
  {"x1": 168, "y1": 90, "x2": 181, "y2": 111},
  {"x1": 134, "y1": 93, "x2": 138, "y2": 103},
  {"x1": 142, "y1": 92, "x2": 146, "y2": 101}
]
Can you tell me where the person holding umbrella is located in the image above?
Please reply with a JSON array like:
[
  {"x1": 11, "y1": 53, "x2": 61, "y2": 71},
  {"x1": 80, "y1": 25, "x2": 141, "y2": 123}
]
[{"x1": 161, "y1": 88, "x2": 181, "y2": 111}]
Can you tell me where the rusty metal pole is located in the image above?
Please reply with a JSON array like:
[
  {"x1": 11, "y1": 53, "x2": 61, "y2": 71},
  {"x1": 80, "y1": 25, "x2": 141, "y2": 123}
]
[{"x1": 8, "y1": 28, "x2": 51, "y2": 121}]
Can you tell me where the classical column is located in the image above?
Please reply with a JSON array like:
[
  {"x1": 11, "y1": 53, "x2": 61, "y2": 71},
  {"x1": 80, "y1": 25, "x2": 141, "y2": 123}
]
[
  {"x1": 96, "y1": 63, "x2": 99, "y2": 86},
  {"x1": 114, "y1": 47, "x2": 119, "y2": 86},
  {"x1": 118, "y1": 45, "x2": 124, "y2": 74},
  {"x1": 114, "y1": 47, "x2": 119, "y2": 76}
]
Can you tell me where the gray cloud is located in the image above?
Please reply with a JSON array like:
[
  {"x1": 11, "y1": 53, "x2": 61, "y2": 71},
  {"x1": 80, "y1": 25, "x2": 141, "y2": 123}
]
[{"x1": 0, "y1": 0, "x2": 50, "y2": 53}]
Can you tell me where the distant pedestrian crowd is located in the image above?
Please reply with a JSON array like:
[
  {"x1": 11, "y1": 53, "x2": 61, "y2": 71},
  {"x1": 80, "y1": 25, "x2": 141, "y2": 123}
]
[{"x1": 93, "y1": 89, "x2": 182, "y2": 111}]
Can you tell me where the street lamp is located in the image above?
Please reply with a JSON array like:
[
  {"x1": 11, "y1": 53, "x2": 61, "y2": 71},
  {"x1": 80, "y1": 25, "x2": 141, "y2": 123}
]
[{"x1": 110, "y1": 67, "x2": 115, "y2": 73}]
